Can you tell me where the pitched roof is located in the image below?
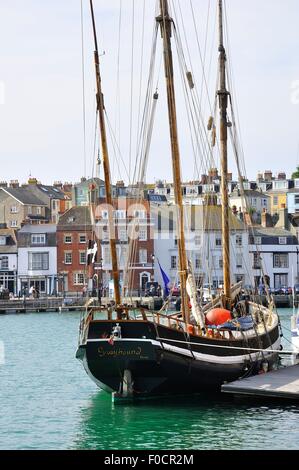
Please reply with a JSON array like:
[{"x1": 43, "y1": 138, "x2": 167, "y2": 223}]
[
  {"x1": 35, "y1": 185, "x2": 66, "y2": 200},
  {"x1": 252, "y1": 227, "x2": 294, "y2": 237},
  {"x1": 57, "y1": 206, "x2": 92, "y2": 228},
  {"x1": 18, "y1": 224, "x2": 56, "y2": 234},
  {"x1": 230, "y1": 190, "x2": 269, "y2": 198},
  {"x1": 0, "y1": 228, "x2": 17, "y2": 254},
  {"x1": 1, "y1": 187, "x2": 46, "y2": 205}
]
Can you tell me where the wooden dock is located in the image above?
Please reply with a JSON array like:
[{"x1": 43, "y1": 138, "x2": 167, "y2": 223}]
[{"x1": 222, "y1": 364, "x2": 299, "y2": 400}]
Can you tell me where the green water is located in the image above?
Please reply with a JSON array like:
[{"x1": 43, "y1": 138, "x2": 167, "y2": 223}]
[{"x1": 0, "y1": 309, "x2": 298, "y2": 450}]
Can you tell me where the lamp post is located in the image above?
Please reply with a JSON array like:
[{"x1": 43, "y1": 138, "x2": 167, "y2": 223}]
[
  {"x1": 151, "y1": 254, "x2": 155, "y2": 281},
  {"x1": 296, "y1": 247, "x2": 299, "y2": 283}
]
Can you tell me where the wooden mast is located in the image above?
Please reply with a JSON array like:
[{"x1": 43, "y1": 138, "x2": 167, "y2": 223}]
[
  {"x1": 157, "y1": 0, "x2": 189, "y2": 323},
  {"x1": 89, "y1": 0, "x2": 121, "y2": 310},
  {"x1": 218, "y1": 0, "x2": 231, "y2": 303}
]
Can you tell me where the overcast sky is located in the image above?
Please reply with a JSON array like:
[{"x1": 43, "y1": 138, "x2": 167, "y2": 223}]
[{"x1": 0, "y1": 0, "x2": 299, "y2": 186}]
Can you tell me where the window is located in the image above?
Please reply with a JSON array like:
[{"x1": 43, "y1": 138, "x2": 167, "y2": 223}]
[
  {"x1": 252, "y1": 198, "x2": 257, "y2": 207},
  {"x1": 10, "y1": 206, "x2": 18, "y2": 213},
  {"x1": 139, "y1": 228, "x2": 147, "y2": 241},
  {"x1": 295, "y1": 195, "x2": 299, "y2": 205},
  {"x1": 171, "y1": 256, "x2": 177, "y2": 269},
  {"x1": 114, "y1": 210, "x2": 126, "y2": 219},
  {"x1": 64, "y1": 252, "x2": 72, "y2": 265},
  {"x1": 31, "y1": 234, "x2": 46, "y2": 245},
  {"x1": 236, "y1": 234, "x2": 242, "y2": 247},
  {"x1": 0, "y1": 256, "x2": 8, "y2": 270},
  {"x1": 0, "y1": 236, "x2": 6, "y2": 246},
  {"x1": 117, "y1": 229, "x2": 127, "y2": 241},
  {"x1": 52, "y1": 200, "x2": 57, "y2": 210},
  {"x1": 273, "y1": 196, "x2": 278, "y2": 206},
  {"x1": 219, "y1": 258, "x2": 223, "y2": 268},
  {"x1": 139, "y1": 249, "x2": 147, "y2": 264},
  {"x1": 215, "y1": 237, "x2": 222, "y2": 247},
  {"x1": 195, "y1": 236, "x2": 201, "y2": 246},
  {"x1": 253, "y1": 252, "x2": 261, "y2": 269},
  {"x1": 254, "y1": 236, "x2": 262, "y2": 245},
  {"x1": 273, "y1": 253, "x2": 288, "y2": 268},
  {"x1": 274, "y1": 273, "x2": 288, "y2": 288},
  {"x1": 195, "y1": 255, "x2": 201, "y2": 269},
  {"x1": 36, "y1": 207, "x2": 41, "y2": 215},
  {"x1": 10, "y1": 221, "x2": 18, "y2": 228},
  {"x1": 79, "y1": 251, "x2": 86, "y2": 265},
  {"x1": 236, "y1": 254, "x2": 243, "y2": 268},
  {"x1": 273, "y1": 181, "x2": 287, "y2": 190},
  {"x1": 73, "y1": 273, "x2": 85, "y2": 285},
  {"x1": 64, "y1": 235, "x2": 72, "y2": 244},
  {"x1": 27, "y1": 206, "x2": 32, "y2": 214},
  {"x1": 28, "y1": 252, "x2": 49, "y2": 270},
  {"x1": 235, "y1": 274, "x2": 244, "y2": 283},
  {"x1": 103, "y1": 246, "x2": 111, "y2": 265},
  {"x1": 134, "y1": 210, "x2": 146, "y2": 219},
  {"x1": 279, "y1": 237, "x2": 287, "y2": 245},
  {"x1": 79, "y1": 234, "x2": 86, "y2": 244}
]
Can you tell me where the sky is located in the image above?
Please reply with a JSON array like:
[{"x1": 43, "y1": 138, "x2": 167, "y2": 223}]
[{"x1": 0, "y1": 0, "x2": 299, "y2": 186}]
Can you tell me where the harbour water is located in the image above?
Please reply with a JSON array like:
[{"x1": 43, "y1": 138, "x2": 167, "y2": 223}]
[{"x1": 0, "y1": 309, "x2": 298, "y2": 450}]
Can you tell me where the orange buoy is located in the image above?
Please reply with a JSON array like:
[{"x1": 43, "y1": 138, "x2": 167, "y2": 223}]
[
  {"x1": 205, "y1": 308, "x2": 232, "y2": 326},
  {"x1": 187, "y1": 324, "x2": 195, "y2": 335}
]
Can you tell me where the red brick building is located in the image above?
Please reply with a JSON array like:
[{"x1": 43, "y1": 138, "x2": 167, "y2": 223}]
[
  {"x1": 57, "y1": 199, "x2": 154, "y2": 295},
  {"x1": 57, "y1": 206, "x2": 92, "y2": 294}
]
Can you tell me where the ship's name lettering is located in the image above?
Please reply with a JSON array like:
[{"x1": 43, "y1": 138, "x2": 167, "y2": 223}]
[{"x1": 98, "y1": 347, "x2": 142, "y2": 357}]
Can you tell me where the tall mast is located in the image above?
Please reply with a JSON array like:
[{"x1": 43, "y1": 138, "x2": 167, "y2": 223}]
[
  {"x1": 157, "y1": 0, "x2": 189, "y2": 323},
  {"x1": 89, "y1": 0, "x2": 121, "y2": 309},
  {"x1": 218, "y1": 0, "x2": 231, "y2": 303}
]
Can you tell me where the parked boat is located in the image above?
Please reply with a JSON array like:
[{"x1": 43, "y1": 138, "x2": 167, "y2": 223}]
[{"x1": 76, "y1": 0, "x2": 281, "y2": 401}]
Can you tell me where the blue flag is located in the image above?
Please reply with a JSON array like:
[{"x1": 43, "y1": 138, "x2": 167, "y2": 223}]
[{"x1": 158, "y1": 260, "x2": 170, "y2": 297}]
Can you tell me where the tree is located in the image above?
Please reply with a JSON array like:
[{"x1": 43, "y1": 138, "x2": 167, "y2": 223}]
[{"x1": 292, "y1": 166, "x2": 299, "y2": 179}]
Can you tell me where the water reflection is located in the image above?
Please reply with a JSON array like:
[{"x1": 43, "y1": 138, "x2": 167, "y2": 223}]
[{"x1": 72, "y1": 391, "x2": 299, "y2": 450}]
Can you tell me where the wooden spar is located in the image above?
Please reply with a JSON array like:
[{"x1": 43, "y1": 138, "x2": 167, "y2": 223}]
[
  {"x1": 89, "y1": 0, "x2": 121, "y2": 310},
  {"x1": 218, "y1": 0, "x2": 231, "y2": 303},
  {"x1": 157, "y1": 0, "x2": 189, "y2": 323}
]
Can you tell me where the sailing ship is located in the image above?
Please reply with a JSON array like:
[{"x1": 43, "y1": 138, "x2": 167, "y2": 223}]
[{"x1": 76, "y1": 0, "x2": 281, "y2": 400}]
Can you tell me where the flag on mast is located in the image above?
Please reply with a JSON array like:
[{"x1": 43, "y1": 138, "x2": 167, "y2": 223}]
[{"x1": 158, "y1": 259, "x2": 170, "y2": 297}]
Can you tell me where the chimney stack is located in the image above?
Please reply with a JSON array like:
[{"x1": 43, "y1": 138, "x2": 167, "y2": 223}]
[
  {"x1": 261, "y1": 209, "x2": 273, "y2": 228},
  {"x1": 275, "y1": 207, "x2": 289, "y2": 230}
]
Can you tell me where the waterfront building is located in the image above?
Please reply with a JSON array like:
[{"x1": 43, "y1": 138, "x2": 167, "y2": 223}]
[
  {"x1": 150, "y1": 197, "x2": 251, "y2": 288},
  {"x1": 267, "y1": 176, "x2": 294, "y2": 215},
  {"x1": 0, "y1": 183, "x2": 47, "y2": 229},
  {"x1": 57, "y1": 206, "x2": 92, "y2": 295},
  {"x1": 0, "y1": 225, "x2": 17, "y2": 294},
  {"x1": 249, "y1": 209, "x2": 299, "y2": 288},
  {"x1": 24, "y1": 178, "x2": 71, "y2": 224},
  {"x1": 229, "y1": 189, "x2": 270, "y2": 223},
  {"x1": 287, "y1": 181, "x2": 299, "y2": 215},
  {"x1": 96, "y1": 197, "x2": 154, "y2": 294},
  {"x1": 17, "y1": 224, "x2": 57, "y2": 296}
]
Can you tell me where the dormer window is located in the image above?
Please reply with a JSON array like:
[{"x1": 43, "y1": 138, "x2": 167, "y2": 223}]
[{"x1": 31, "y1": 234, "x2": 46, "y2": 245}]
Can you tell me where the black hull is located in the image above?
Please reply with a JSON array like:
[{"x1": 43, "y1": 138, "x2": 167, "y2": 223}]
[{"x1": 76, "y1": 319, "x2": 281, "y2": 399}]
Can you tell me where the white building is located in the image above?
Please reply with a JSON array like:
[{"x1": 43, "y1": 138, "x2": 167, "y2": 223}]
[
  {"x1": 229, "y1": 189, "x2": 270, "y2": 219},
  {"x1": 17, "y1": 224, "x2": 57, "y2": 295},
  {"x1": 0, "y1": 226, "x2": 18, "y2": 294},
  {"x1": 249, "y1": 226, "x2": 298, "y2": 289},
  {"x1": 151, "y1": 203, "x2": 251, "y2": 288}
]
